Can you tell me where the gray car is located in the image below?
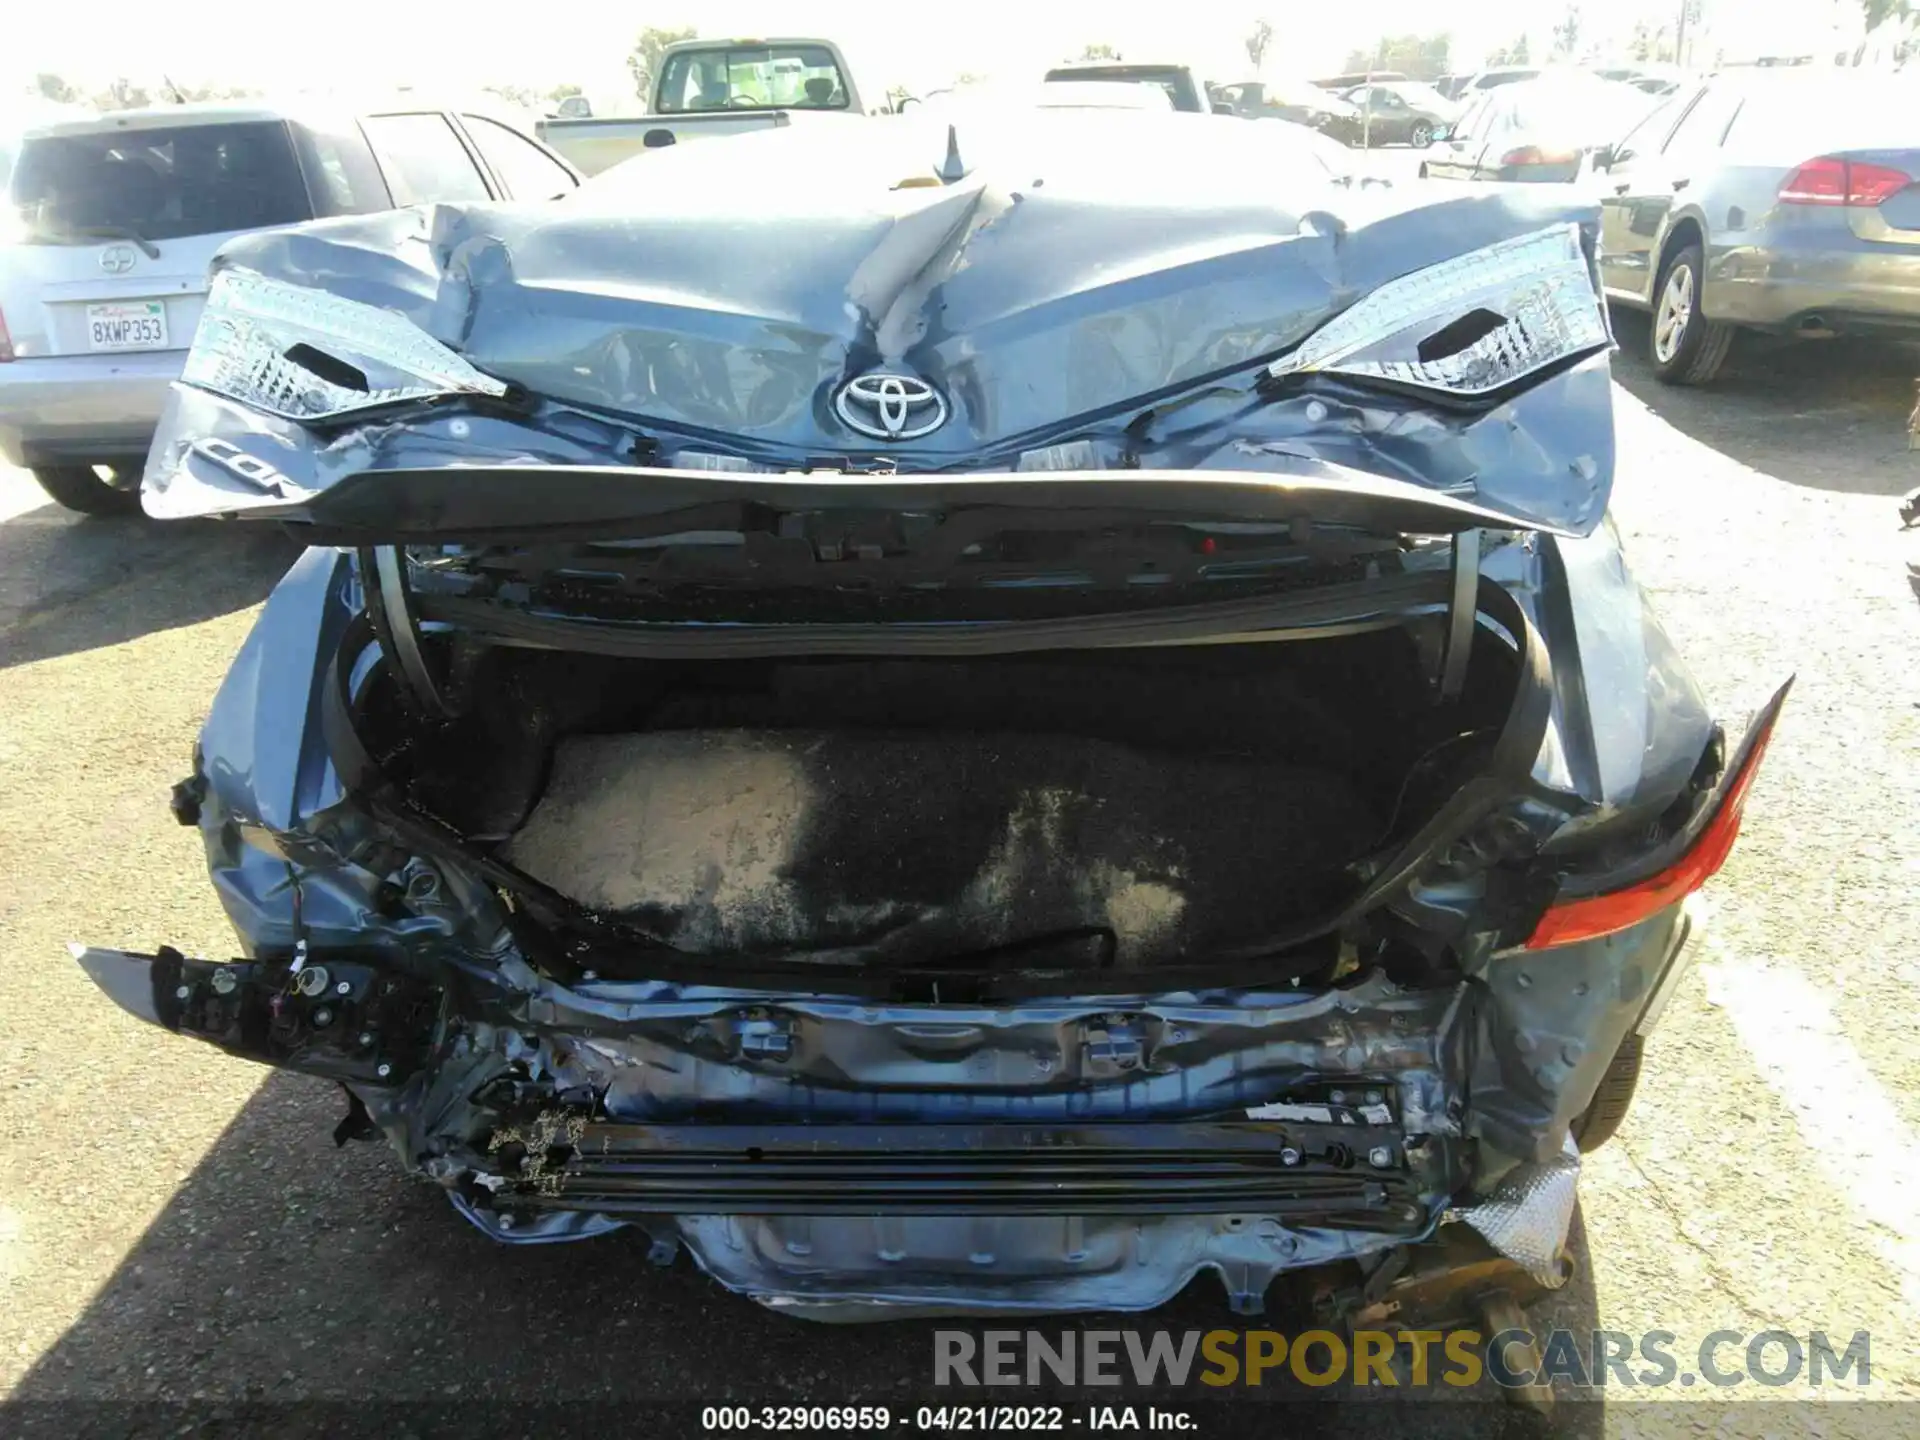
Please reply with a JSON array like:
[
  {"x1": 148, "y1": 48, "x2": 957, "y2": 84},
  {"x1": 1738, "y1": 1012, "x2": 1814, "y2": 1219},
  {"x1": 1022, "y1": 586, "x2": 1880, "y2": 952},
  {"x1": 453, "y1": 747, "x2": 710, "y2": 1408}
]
[
  {"x1": 1421, "y1": 74, "x2": 1658, "y2": 184},
  {"x1": 1598, "y1": 69, "x2": 1920, "y2": 383},
  {"x1": 73, "y1": 113, "x2": 1787, "y2": 1323},
  {"x1": 0, "y1": 102, "x2": 579, "y2": 514}
]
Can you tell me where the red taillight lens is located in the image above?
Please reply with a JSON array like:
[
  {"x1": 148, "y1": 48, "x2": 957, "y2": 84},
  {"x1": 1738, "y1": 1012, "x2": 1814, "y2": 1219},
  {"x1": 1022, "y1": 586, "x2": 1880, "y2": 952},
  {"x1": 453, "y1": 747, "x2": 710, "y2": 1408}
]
[
  {"x1": 1524, "y1": 713, "x2": 1781, "y2": 950},
  {"x1": 1501, "y1": 145, "x2": 1579, "y2": 167},
  {"x1": 1779, "y1": 155, "x2": 1912, "y2": 206}
]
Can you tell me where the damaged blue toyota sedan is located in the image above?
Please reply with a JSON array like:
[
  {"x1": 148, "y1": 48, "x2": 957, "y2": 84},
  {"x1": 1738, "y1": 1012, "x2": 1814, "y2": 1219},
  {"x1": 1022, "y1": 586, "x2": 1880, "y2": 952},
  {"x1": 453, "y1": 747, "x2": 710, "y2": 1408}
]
[{"x1": 75, "y1": 111, "x2": 1786, "y2": 1321}]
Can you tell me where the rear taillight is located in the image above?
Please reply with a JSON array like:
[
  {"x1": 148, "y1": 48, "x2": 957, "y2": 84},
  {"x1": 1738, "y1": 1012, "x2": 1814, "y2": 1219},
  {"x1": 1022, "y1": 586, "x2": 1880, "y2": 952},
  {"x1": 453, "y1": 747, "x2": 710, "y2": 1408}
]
[
  {"x1": 0, "y1": 307, "x2": 12, "y2": 363},
  {"x1": 1500, "y1": 145, "x2": 1579, "y2": 167},
  {"x1": 1524, "y1": 708, "x2": 1782, "y2": 949},
  {"x1": 1779, "y1": 155, "x2": 1913, "y2": 207}
]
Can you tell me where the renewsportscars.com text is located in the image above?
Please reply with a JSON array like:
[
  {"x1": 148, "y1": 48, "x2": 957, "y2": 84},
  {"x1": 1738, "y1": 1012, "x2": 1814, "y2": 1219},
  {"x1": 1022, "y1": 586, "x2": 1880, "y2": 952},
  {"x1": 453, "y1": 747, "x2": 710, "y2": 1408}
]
[{"x1": 933, "y1": 1328, "x2": 1872, "y2": 1390}]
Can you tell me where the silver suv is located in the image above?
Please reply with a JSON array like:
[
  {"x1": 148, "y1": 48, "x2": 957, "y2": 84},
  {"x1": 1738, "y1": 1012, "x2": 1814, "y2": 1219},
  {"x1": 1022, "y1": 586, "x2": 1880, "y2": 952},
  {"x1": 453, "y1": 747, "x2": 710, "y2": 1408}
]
[{"x1": 0, "y1": 103, "x2": 579, "y2": 513}]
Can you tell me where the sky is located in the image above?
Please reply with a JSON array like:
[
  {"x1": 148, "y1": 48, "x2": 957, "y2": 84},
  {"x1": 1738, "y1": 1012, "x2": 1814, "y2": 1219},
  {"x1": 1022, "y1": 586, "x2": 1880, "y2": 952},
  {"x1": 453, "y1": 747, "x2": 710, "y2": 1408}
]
[{"x1": 0, "y1": 0, "x2": 1877, "y2": 109}]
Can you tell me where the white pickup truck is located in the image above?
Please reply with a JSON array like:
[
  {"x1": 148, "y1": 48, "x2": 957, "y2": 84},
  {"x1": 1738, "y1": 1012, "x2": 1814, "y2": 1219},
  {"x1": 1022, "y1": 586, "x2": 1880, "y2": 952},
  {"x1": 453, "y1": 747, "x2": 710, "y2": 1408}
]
[{"x1": 535, "y1": 37, "x2": 893, "y2": 176}]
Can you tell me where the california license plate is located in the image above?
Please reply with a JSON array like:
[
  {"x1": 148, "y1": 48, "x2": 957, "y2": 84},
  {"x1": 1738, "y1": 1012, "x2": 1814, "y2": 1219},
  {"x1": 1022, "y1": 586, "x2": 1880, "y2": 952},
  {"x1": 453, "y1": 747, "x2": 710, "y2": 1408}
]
[{"x1": 86, "y1": 301, "x2": 168, "y2": 352}]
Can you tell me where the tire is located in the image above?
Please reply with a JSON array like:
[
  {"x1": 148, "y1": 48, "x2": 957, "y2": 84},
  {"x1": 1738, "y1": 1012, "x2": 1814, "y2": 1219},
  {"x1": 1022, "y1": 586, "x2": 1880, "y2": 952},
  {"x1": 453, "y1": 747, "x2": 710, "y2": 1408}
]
[
  {"x1": 1649, "y1": 242, "x2": 1734, "y2": 385},
  {"x1": 31, "y1": 464, "x2": 141, "y2": 516},
  {"x1": 1410, "y1": 121, "x2": 1434, "y2": 148},
  {"x1": 1572, "y1": 1031, "x2": 1643, "y2": 1152}
]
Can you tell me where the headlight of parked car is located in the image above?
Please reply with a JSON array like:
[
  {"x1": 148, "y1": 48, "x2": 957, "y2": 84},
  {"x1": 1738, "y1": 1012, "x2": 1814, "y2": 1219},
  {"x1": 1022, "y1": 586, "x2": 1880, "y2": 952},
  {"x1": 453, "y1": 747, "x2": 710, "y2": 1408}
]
[
  {"x1": 1267, "y1": 223, "x2": 1608, "y2": 398},
  {"x1": 181, "y1": 268, "x2": 509, "y2": 422}
]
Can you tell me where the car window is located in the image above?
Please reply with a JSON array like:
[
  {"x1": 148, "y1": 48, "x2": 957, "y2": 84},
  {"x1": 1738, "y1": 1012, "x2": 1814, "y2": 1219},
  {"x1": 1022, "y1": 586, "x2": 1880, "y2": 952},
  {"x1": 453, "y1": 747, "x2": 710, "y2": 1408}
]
[
  {"x1": 1450, "y1": 92, "x2": 1497, "y2": 139},
  {"x1": 460, "y1": 115, "x2": 577, "y2": 200},
  {"x1": 291, "y1": 122, "x2": 391, "y2": 215},
  {"x1": 657, "y1": 43, "x2": 851, "y2": 113},
  {"x1": 360, "y1": 113, "x2": 491, "y2": 205},
  {"x1": 1660, "y1": 87, "x2": 1743, "y2": 160},
  {"x1": 1721, "y1": 75, "x2": 1920, "y2": 155},
  {"x1": 1608, "y1": 90, "x2": 1688, "y2": 164},
  {"x1": 8, "y1": 120, "x2": 312, "y2": 243}
]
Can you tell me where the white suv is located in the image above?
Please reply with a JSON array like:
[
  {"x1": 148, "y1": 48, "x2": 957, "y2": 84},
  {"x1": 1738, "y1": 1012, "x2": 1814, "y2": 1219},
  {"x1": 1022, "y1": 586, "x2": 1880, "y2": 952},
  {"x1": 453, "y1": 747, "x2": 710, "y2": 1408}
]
[{"x1": 0, "y1": 102, "x2": 579, "y2": 513}]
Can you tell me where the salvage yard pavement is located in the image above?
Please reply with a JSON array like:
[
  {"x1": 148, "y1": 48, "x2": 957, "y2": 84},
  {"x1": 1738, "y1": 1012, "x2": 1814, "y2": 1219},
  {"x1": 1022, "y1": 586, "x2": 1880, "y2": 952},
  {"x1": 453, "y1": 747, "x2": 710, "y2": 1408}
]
[{"x1": 0, "y1": 326, "x2": 1918, "y2": 1434}]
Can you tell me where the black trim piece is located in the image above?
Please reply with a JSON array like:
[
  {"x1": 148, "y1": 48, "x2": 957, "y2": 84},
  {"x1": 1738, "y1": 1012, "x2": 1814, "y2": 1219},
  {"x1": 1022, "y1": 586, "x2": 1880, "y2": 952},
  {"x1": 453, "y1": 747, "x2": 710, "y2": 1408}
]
[
  {"x1": 1551, "y1": 676, "x2": 1793, "y2": 901},
  {"x1": 265, "y1": 461, "x2": 1567, "y2": 546},
  {"x1": 413, "y1": 570, "x2": 1452, "y2": 661}
]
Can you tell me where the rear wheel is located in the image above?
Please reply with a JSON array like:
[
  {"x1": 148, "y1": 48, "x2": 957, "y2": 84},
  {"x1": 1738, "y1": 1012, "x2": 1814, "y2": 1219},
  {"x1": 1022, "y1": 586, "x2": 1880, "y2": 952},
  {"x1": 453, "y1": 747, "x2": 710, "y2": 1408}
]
[
  {"x1": 30, "y1": 464, "x2": 141, "y2": 516},
  {"x1": 1410, "y1": 120, "x2": 1434, "y2": 148},
  {"x1": 1650, "y1": 242, "x2": 1734, "y2": 385},
  {"x1": 1571, "y1": 1031, "x2": 1643, "y2": 1151}
]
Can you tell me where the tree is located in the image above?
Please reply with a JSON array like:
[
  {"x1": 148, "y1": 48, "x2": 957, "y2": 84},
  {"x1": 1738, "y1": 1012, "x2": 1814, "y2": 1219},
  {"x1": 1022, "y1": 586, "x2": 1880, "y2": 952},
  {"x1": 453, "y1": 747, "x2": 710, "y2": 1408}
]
[
  {"x1": 1863, "y1": 0, "x2": 1910, "y2": 30},
  {"x1": 93, "y1": 78, "x2": 152, "y2": 111},
  {"x1": 1245, "y1": 19, "x2": 1275, "y2": 70},
  {"x1": 627, "y1": 25, "x2": 699, "y2": 99},
  {"x1": 1551, "y1": 4, "x2": 1582, "y2": 59},
  {"x1": 33, "y1": 73, "x2": 78, "y2": 105},
  {"x1": 483, "y1": 83, "x2": 541, "y2": 110},
  {"x1": 1486, "y1": 33, "x2": 1532, "y2": 65},
  {"x1": 1629, "y1": 21, "x2": 1675, "y2": 63},
  {"x1": 1078, "y1": 43, "x2": 1121, "y2": 60},
  {"x1": 1340, "y1": 33, "x2": 1452, "y2": 79},
  {"x1": 548, "y1": 83, "x2": 584, "y2": 102}
]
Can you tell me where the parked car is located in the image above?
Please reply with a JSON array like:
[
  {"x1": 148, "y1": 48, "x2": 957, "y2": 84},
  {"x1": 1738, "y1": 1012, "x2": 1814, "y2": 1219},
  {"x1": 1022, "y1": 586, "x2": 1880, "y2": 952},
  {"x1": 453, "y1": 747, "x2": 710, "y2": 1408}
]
[
  {"x1": 1420, "y1": 74, "x2": 1659, "y2": 184},
  {"x1": 1458, "y1": 67, "x2": 1545, "y2": 97},
  {"x1": 0, "y1": 102, "x2": 579, "y2": 514},
  {"x1": 1593, "y1": 63, "x2": 1687, "y2": 97},
  {"x1": 1328, "y1": 81, "x2": 1459, "y2": 147},
  {"x1": 535, "y1": 38, "x2": 888, "y2": 177},
  {"x1": 1212, "y1": 78, "x2": 1359, "y2": 132},
  {"x1": 1041, "y1": 62, "x2": 1228, "y2": 114},
  {"x1": 78, "y1": 109, "x2": 1785, "y2": 1322},
  {"x1": 1596, "y1": 69, "x2": 1920, "y2": 382},
  {"x1": 1313, "y1": 69, "x2": 1409, "y2": 90}
]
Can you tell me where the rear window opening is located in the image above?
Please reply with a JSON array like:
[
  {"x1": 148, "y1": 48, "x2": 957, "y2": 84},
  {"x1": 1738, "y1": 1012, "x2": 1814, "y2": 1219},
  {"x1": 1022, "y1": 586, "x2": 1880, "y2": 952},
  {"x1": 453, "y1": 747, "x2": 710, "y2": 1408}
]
[
  {"x1": 655, "y1": 44, "x2": 852, "y2": 113},
  {"x1": 9, "y1": 120, "x2": 312, "y2": 245}
]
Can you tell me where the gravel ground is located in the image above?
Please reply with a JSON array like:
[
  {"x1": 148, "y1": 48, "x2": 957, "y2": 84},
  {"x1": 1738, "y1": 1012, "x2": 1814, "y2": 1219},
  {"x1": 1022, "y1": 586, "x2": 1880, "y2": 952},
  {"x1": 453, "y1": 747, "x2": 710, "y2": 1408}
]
[{"x1": 1, "y1": 322, "x2": 1918, "y2": 1436}]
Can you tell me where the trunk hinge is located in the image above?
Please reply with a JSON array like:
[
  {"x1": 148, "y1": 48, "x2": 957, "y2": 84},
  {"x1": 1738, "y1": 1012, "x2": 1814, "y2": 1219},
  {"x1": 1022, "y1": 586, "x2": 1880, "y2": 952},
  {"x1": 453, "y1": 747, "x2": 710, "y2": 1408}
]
[
  {"x1": 364, "y1": 545, "x2": 450, "y2": 717},
  {"x1": 1438, "y1": 528, "x2": 1481, "y2": 705}
]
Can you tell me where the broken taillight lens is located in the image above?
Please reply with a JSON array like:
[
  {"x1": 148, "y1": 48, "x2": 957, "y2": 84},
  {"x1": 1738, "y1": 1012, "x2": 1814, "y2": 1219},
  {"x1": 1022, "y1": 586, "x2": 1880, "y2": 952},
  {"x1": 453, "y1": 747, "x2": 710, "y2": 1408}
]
[{"x1": 1524, "y1": 707, "x2": 1782, "y2": 949}]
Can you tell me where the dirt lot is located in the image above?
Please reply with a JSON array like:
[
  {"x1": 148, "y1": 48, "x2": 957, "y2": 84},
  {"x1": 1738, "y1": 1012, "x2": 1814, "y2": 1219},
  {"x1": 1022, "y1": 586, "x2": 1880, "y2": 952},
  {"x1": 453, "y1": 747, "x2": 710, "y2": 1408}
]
[{"x1": 1, "y1": 321, "x2": 1918, "y2": 1436}]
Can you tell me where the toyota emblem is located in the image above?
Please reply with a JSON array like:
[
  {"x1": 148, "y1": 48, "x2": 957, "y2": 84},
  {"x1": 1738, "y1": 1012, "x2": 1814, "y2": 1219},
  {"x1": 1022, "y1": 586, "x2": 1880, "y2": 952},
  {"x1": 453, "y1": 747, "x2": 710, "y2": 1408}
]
[
  {"x1": 99, "y1": 244, "x2": 138, "y2": 274},
  {"x1": 833, "y1": 370, "x2": 948, "y2": 441}
]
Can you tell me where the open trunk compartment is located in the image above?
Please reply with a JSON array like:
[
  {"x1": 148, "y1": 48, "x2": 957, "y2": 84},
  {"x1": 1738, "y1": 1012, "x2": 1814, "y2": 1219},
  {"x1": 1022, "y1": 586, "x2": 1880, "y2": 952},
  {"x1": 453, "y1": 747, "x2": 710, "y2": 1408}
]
[{"x1": 354, "y1": 616, "x2": 1527, "y2": 979}]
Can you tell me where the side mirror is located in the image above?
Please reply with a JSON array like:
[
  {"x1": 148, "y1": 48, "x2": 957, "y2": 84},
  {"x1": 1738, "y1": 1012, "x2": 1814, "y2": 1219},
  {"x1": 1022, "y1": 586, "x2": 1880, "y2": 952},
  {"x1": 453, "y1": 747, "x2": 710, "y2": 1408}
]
[{"x1": 1593, "y1": 144, "x2": 1617, "y2": 170}]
